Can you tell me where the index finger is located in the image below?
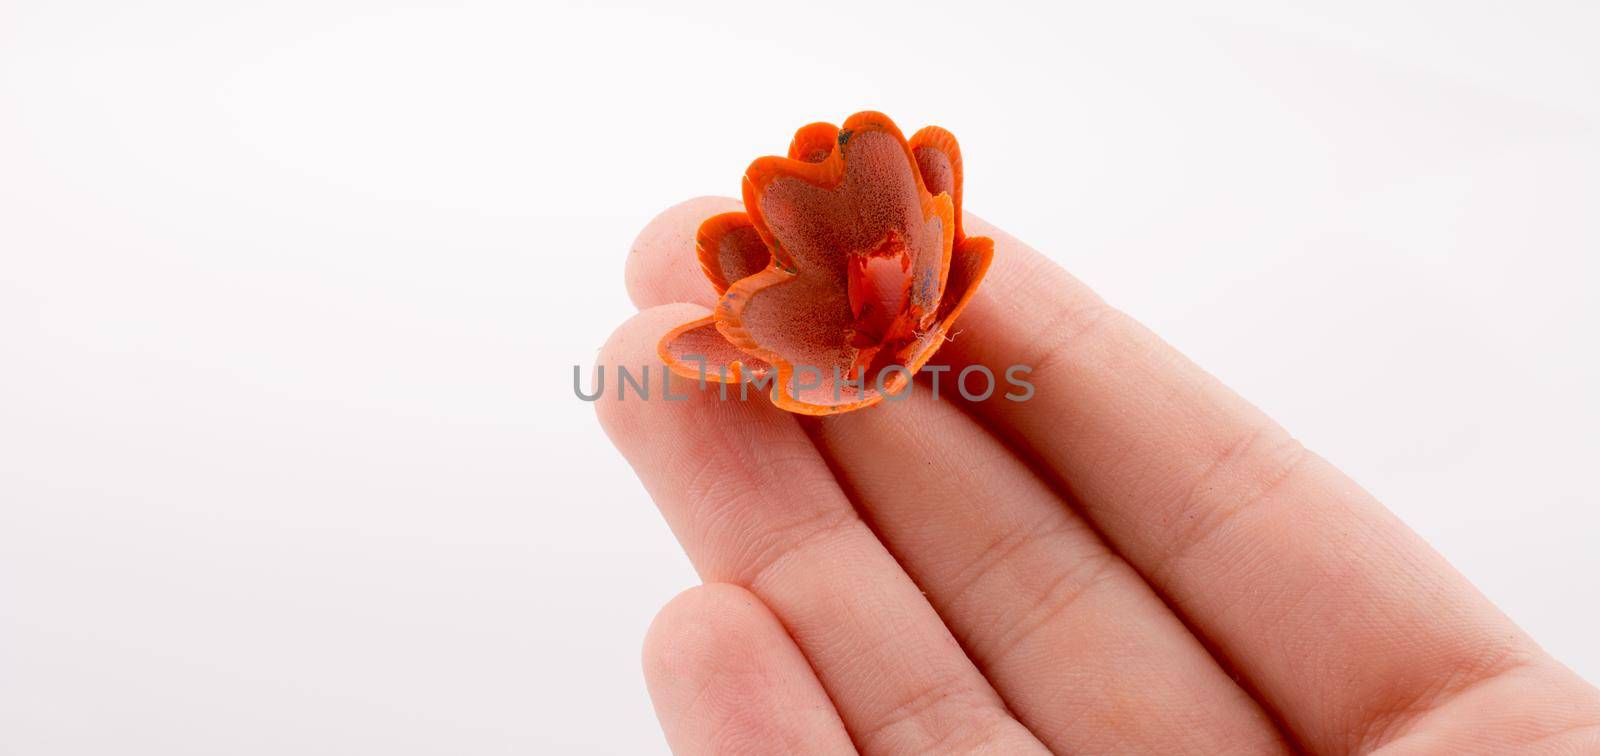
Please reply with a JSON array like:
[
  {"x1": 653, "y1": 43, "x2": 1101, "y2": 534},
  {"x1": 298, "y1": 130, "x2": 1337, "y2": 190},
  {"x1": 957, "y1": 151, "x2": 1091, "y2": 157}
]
[{"x1": 943, "y1": 214, "x2": 1590, "y2": 752}]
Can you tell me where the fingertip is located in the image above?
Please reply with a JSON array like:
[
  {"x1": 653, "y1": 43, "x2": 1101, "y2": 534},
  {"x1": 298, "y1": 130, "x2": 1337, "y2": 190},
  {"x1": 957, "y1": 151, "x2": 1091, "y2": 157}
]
[
  {"x1": 592, "y1": 303, "x2": 712, "y2": 443},
  {"x1": 626, "y1": 196, "x2": 742, "y2": 310},
  {"x1": 642, "y1": 583, "x2": 854, "y2": 756},
  {"x1": 642, "y1": 583, "x2": 773, "y2": 692}
]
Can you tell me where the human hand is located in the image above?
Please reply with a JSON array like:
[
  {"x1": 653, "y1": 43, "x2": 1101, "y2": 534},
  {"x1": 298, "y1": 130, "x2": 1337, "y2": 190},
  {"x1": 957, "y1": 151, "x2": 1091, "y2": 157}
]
[{"x1": 596, "y1": 197, "x2": 1600, "y2": 755}]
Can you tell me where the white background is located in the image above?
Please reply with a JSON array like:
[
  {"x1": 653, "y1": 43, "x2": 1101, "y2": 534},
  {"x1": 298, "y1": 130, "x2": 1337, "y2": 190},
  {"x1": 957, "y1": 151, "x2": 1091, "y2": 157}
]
[{"x1": 2, "y1": 1, "x2": 1596, "y2": 753}]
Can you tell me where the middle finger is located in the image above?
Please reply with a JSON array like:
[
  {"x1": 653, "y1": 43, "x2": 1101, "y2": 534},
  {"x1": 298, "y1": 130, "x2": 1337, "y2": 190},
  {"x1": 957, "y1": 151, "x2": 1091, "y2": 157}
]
[{"x1": 810, "y1": 387, "x2": 1286, "y2": 753}]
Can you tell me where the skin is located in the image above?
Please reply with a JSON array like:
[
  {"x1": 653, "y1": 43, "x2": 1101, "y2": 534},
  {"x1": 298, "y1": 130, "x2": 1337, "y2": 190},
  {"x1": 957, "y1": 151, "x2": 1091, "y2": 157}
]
[{"x1": 600, "y1": 196, "x2": 1600, "y2": 755}]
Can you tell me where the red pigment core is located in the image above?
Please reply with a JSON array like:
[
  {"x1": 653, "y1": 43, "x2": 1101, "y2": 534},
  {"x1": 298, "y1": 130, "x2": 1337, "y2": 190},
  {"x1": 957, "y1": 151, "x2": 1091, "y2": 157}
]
[{"x1": 846, "y1": 230, "x2": 921, "y2": 382}]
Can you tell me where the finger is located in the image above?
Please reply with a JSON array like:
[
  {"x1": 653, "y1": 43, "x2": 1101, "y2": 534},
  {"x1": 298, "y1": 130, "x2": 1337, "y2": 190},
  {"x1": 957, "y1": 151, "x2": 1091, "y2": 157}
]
[
  {"x1": 808, "y1": 388, "x2": 1289, "y2": 753},
  {"x1": 643, "y1": 583, "x2": 855, "y2": 755},
  {"x1": 596, "y1": 305, "x2": 1046, "y2": 755},
  {"x1": 621, "y1": 198, "x2": 1285, "y2": 752},
  {"x1": 941, "y1": 214, "x2": 1569, "y2": 751}
]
